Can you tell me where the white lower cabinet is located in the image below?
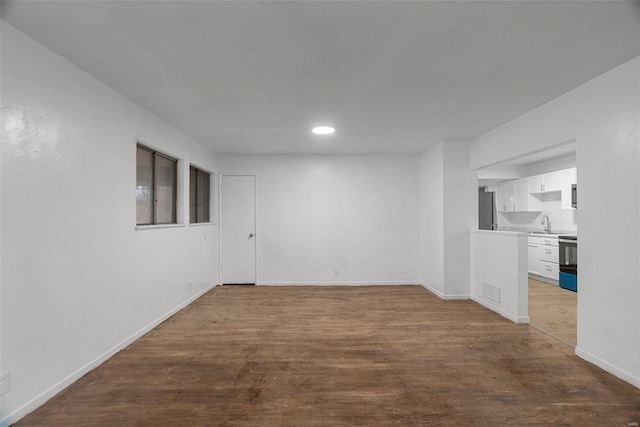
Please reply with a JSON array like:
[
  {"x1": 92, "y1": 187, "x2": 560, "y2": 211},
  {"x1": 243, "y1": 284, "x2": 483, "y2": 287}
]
[
  {"x1": 539, "y1": 236, "x2": 558, "y2": 247},
  {"x1": 539, "y1": 261, "x2": 559, "y2": 280},
  {"x1": 528, "y1": 235, "x2": 559, "y2": 281},
  {"x1": 539, "y1": 245, "x2": 559, "y2": 262},
  {"x1": 528, "y1": 237, "x2": 539, "y2": 275},
  {"x1": 538, "y1": 236, "x2": 559, "y2": 280}
]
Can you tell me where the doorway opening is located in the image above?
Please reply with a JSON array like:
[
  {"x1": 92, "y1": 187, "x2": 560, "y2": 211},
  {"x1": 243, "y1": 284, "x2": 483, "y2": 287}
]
[{"x1": 477, "y1": 140, "x2": 578, "y2": 346}]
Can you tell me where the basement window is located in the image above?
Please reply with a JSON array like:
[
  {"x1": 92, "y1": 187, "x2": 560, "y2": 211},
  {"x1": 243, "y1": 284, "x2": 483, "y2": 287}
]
[
  {"x1": 189, "y1": 165, "x2": 211, "y2": 223},
  {"x1": 136, "y1": 144, "x2": 178, "y2": 225}
]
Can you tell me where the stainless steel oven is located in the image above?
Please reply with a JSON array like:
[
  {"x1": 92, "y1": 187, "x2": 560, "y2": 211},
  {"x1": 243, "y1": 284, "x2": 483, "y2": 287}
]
[{"x1": 559, "y1": 236, "x2": 577, "y2": 292}]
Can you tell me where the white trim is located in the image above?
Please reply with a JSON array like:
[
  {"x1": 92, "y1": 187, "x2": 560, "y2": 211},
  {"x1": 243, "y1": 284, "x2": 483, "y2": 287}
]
[
  {"x1": 257, "y1": 281, "x2": 420, "y2": 286},
  {"x1": 419, "y1": 281, "x2": 470, "y2": 300},
  {"x1": 188, "y1": 164, "x2": 218, "y2": 225},
  {"x1": 135, "y1": 140, "x2": 184, "y2": 226},
  {"x1": 136, "y1": 138, "x2": 178, "y2": 161},
  {"x1": 419, "y1": 281, "x2": 445, "y2": 298},
  {"x1": 0, "y1": 283, "x2": 218, "y2": 427},
  {"x1": 419, "y1": 281, "x2": 444, "y2": 299},
  {"x1": 575, "y1": 347, "x2": 640, "y2": 389},
  {"x1": 211, "y1": 172, "x2": 218, "y2": 225},
  {"x1": 470, "y1": 296, "x2": 530, "y2": 324},
  {"x1": 218, "y1": 176, "x2": 223, "y2": 283},
  {"x1": 135, "y1": 223, "x2": 185, "y2": 231},
  {"x1": 441, "y1": 294, "x2": 471, "y2": 300},
  {"x1": 188, "y1": 222, "x2": 216, "y2": 228},
  {"x1": 188, "y1": 162, "x2": 214, "y2": 175}
]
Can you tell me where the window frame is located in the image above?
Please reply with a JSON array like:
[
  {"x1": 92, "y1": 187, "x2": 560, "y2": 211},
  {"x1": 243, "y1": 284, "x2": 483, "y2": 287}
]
[
  {"x1": 136, "y1": 144, "x2": 178, "y2": 226},
  {"x1": 189, "y1": 164, "x2": 212, "y2": 224}
]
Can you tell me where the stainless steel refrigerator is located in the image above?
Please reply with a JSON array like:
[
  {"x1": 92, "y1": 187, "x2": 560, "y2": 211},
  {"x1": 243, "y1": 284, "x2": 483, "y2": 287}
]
[{"x1": 478, "y1": 190, "x2": 496, "y2": 230}]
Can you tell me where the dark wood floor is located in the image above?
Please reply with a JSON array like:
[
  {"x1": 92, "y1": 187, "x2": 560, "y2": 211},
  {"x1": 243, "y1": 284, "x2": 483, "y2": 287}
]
[
  {"x1": 528, "y1": 278, "x2": 577, "y2": 346},
  {"x1": 18, "y1": 286, "x2": 640, "y2": 426}
]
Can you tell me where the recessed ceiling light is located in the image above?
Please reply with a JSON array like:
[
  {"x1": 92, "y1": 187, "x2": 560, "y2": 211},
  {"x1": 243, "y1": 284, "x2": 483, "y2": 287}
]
[{"x1": 312, "y1": 126, "x2": 335, "y2": 135}]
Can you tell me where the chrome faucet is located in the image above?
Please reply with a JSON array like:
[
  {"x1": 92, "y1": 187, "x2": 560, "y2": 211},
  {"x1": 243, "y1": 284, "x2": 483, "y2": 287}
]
[{"x1": 541, "y1": 215, "x2": 551, "y2": 234}]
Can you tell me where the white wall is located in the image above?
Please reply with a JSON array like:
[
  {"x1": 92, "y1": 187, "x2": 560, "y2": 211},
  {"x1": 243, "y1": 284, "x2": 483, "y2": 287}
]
[
  {"x1": 442, "y1": 141, "x2": 477, "y2": 296},
  {"x1": 419, "y1": 141, "x2": 476, "y2": 298},
  {"x1": 525, "y1": 155, "x2": 576, "y2": 176},
  {"x1": 470, "y1": 57, "x2": 640, "y2": 388},
  {"x1": 419, "y1": 144, "x2": 444, "y2": 292},
  {"x1": 470, "y1": 231, "x2": 528, "y2": 323},
  {"x1": 0, "y1": 24, "x2": 220, "y2": 424},
  {"x1": 477, "y1": 165, "x2": 527, "y2": 181},
  {"x1": 0, "y1": 17, "x2": 4, "y2": 424},
  {"x1": 217, "y1": 154, "x2": 419, "y2": 285}
]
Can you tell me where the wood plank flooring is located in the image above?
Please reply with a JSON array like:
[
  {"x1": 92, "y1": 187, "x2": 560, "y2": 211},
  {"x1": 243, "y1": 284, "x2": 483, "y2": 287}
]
[
  {"x1": 18, "y1": 286, "x2": 640, "y2": 426},
  {"x1": 528, "y1": 278, "x2": 577, "y2": 346}
]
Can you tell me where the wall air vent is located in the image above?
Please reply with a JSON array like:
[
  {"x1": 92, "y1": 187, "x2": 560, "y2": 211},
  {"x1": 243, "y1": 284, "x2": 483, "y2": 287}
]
[{"x1": 482, "y1": 282, "x2": 501, "y2": 303}]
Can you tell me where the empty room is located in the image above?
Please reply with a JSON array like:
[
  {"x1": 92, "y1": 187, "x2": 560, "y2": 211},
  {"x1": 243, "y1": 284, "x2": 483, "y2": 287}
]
[{"x1": 1, "y1": 1, "x2": 639, "y2": 425}]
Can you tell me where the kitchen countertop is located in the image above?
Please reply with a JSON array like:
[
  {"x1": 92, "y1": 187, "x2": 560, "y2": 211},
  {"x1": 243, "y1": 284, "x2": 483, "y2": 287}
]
[{"x1": 497, "y1": 228, "x2": 577, "y2": 237}]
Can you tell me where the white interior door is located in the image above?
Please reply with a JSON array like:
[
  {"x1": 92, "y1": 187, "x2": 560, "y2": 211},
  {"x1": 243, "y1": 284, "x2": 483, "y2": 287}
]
[{"x1": 221, "y1": 175, "x2": 256, "y2": 284}]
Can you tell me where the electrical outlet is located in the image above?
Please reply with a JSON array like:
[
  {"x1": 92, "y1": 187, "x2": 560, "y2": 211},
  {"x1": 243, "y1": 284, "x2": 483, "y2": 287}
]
[
  {"x1": 0, "y1": 371, "x2": 10, "y2": 396},
  {"x1": 333, "y1": 267, "x2": 340, "y2": 276}
]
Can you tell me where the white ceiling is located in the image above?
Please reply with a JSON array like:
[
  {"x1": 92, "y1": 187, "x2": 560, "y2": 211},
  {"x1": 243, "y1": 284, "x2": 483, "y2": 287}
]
[{"x1": 2, "y1": 1, "x2": 639, "y2": 154}]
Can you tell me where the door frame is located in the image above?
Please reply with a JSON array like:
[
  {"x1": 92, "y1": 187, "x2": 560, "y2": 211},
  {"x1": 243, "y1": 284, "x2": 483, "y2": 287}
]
[{"x1": 219, "y1": 174, "x2": 257, "y2": 285}]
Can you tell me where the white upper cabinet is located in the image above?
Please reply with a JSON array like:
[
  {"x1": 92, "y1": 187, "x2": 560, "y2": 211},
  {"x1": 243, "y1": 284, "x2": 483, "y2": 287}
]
[
  {"x1": 529, "y1": 171, "x2": 563, "y2": 194},
  {"x1": 544, "y1": 171, "x2": 563, "y2": 192},
  {"x1": 561, "y1": 168, "x2": 577, "y2": 210},
  {"x1": 515, "y1": 178, "x2": 541, "y2": 212},
  {"x1": 497, "y1": 168, "x2": 576, "y2": 214},
  {"x1": 498, "y1": 180, "x2": 515, "y2": 212},
  {"x1": 514, "y1": 179, "x2": 528, "y2": 211},
  {"x1": 498, "y1": 178, "x2": 541, "y2": 212},
  {"x1": 529, "y1": 175, "x2": 545, "y2": 194}
]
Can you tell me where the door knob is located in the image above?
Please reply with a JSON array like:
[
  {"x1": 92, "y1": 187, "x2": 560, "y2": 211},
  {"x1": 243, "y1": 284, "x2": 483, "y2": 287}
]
[{"x1": 249, "y1": 233, "x2": 254, "y2": 238}]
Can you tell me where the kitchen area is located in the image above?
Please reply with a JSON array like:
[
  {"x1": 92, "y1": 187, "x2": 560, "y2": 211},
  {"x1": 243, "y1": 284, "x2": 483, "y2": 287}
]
[{"x1": 478, "y1": 144, "x2": 578, "y2": 345}]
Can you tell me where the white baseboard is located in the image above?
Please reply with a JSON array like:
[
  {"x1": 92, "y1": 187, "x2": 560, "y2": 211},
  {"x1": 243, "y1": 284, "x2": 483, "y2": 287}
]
[
  {"x1": 1, "y1": 283, "x2": 218, "y2": 427},
  {"x1": 419, "y1": 281, "x2": 445, "y2": 298},
  {"x1": 470, "y1": 296, "x2": 529, "y2": 324},
  {"x1": 257, "y1": 281, "x2": 420, "y2": 286},
  {"x1": 418, "y1": 282, "x2": 470, "y2": 300},
  {"x1": 575, "y1": 347, "x2": 640, "y2": 389}
]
